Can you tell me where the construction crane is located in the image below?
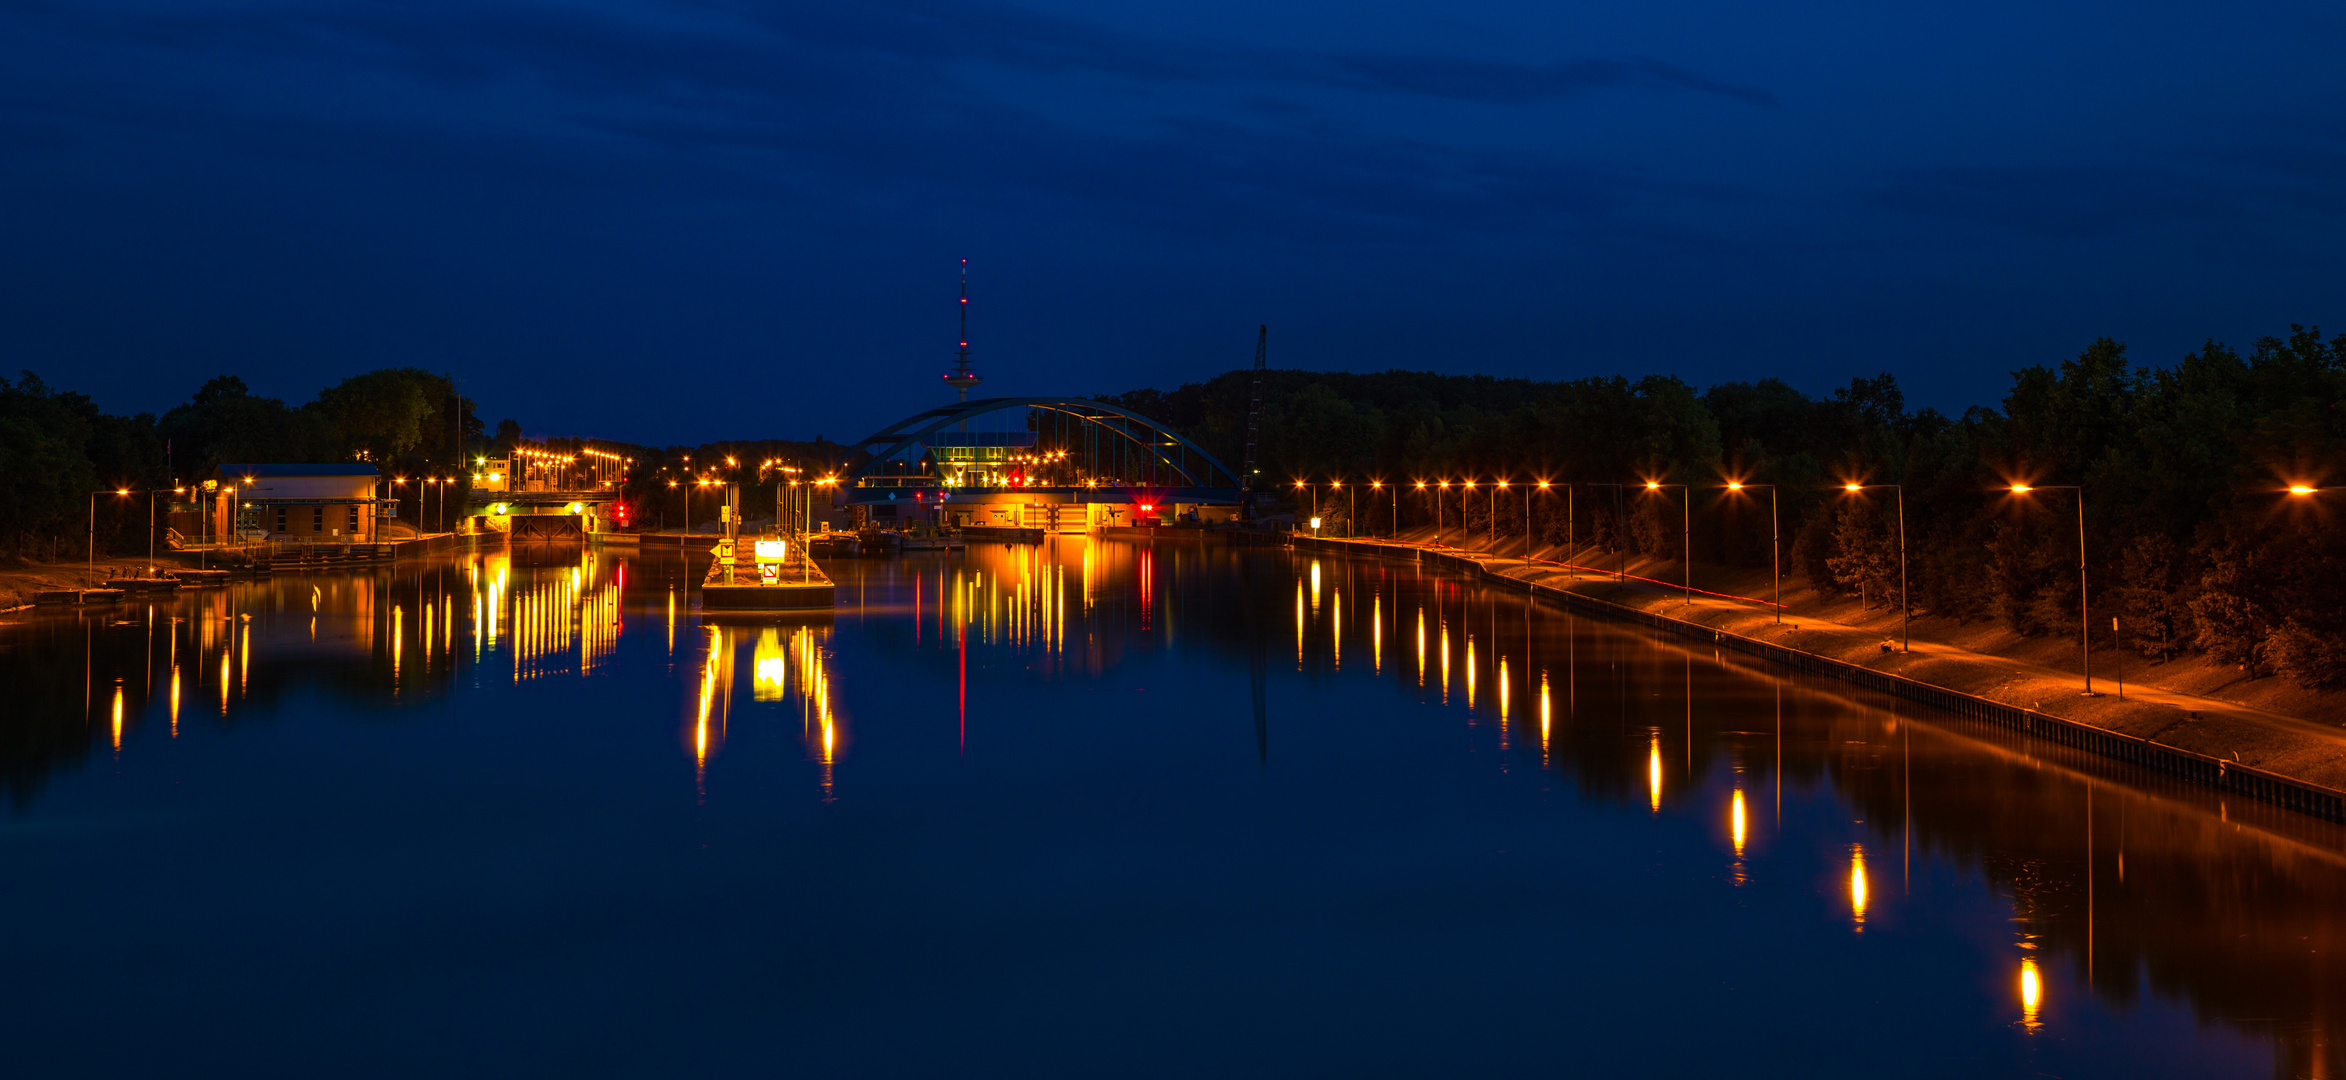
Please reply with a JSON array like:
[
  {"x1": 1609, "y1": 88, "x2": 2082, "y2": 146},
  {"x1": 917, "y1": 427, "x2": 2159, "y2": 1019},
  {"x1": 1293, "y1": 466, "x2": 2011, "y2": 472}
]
[{"x1": 1240, "y1": 325, "x2": 1267, "y2": 522}]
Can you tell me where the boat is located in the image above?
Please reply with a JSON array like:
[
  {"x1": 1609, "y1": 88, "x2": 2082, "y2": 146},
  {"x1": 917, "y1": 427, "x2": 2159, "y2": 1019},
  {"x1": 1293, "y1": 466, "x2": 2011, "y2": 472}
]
[
  {"x1": 893, "y1": 524, "x2": 965, "y2": 551},
  {"x1": 807, "y1": 530, "x2": 861, "y2": 556}
]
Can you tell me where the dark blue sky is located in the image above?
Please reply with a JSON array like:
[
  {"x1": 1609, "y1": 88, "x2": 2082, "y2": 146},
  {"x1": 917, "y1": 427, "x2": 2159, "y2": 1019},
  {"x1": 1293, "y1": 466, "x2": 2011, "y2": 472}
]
[{"x1": 4, "y1": 0, "x2": 2342, "y2": 445}]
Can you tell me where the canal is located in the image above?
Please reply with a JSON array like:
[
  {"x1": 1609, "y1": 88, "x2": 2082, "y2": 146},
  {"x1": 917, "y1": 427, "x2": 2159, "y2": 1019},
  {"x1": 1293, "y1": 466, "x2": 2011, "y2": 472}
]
[{"x1": 1, "y1": 540, "x2": 2339, "y2": 1077}]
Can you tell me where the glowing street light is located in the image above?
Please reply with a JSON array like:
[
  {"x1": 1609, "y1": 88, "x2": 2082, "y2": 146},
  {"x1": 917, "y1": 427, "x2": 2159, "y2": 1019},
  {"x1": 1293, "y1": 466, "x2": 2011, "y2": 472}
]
[
  {"x1": 1492, "y1": 478, "x2": 1508, "y2": 549},
  {"x1": 2007, "y1": 482, "x2": 2094, "y2": 694},
  {"x1": 1839, "y1": 483, "x2": 1910, "y2": 651},
  {"x1": 1726, "y1": 481, "x2": 1782, "y2": 624},
  {"x1": 1435, "y1": 480, "x2": 1451, "y2": 546},
  {"x1": 90, "y1": 488, "x2": 131, "y2": 567},
  {"x1": 1643, "y1": 481, "x2": 1691, "y2": 605},
  {"x1": 148, "y1": 486, "x2": 186, "y2": 562},
  {"x1": 1534, "y1": 479, "x2": 1562, "y2": 572}
]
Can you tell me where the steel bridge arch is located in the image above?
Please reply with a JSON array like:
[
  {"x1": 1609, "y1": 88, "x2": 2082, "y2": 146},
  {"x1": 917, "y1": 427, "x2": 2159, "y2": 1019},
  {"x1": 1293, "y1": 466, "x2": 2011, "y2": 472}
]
[{"x1": 842, "y1": 397, "x2": 1242, "y2": 490}]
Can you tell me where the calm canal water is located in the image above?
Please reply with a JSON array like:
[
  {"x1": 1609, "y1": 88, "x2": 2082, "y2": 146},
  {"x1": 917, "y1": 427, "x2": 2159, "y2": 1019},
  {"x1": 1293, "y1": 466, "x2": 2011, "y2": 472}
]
[{"x1": 2, "y1": 540, "x2": 2341, "y2": 1078}]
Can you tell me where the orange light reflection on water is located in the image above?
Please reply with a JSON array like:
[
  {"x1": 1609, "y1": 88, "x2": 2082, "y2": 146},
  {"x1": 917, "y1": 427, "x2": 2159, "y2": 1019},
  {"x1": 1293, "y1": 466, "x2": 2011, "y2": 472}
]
[{"x1": 1850, "y1": 845, "x2": 1870, "y2": 931}]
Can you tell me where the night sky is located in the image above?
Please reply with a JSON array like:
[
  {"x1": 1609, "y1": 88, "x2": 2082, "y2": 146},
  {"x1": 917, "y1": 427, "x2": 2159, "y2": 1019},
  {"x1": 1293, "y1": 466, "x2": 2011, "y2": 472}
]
[{"x1": 4, "y1": 0, "x2": 2342, "y2": 445}]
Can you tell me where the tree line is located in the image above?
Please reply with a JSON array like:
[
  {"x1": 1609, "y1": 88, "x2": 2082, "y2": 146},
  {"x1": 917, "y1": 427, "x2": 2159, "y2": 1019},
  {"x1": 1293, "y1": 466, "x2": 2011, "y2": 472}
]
[
  {"x1": 0, "y1": 368, "x2": 486, "y2": 558},
  {"x1": 1102, "y1": 325, "x2": 2346, "y2": 687}
]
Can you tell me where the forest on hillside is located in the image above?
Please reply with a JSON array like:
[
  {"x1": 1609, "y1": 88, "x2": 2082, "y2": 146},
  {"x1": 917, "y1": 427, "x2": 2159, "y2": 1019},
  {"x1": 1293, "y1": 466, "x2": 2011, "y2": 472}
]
[{"x1": 1102, "y1": 325, "x2": 2346, "y2": 686}]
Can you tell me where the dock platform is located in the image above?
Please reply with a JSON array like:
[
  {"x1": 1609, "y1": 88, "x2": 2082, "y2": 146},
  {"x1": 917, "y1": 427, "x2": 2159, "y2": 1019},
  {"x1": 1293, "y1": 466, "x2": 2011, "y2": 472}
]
[{"x1": 700, "y1": 553, "x2": 836, "y2": 612}]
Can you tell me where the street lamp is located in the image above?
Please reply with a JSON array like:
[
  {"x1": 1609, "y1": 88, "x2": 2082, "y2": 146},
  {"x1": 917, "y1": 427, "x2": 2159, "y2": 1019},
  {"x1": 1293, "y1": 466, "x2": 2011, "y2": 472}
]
[
  {"x1": 1725, "y1": 482, "x2": 1781, "y2": 624},
  {"x1": 1436, "y1": 480, "x2": 1451, "y2": 546},
  {"x1": 1462, "y1": 478, "x2": 1480, "y2": 547},
  {"x1": 1843, "y1": 483, "x2": 1910, "y2": 653},
  {"x1": 1643, "y1": 481, "x2": 1690, "y2": 604},
  {"x1": 1493, "y1": 479, "x2": 1508, "y2": 550},
  {"x1": 1373, "y1": 480, "x2": 1389, "y2": 537},
  {"x1": 148, "y1": 486, "x2": 184, "y2": 563},
  {"x1": 1532, "y1": 480, "x2": 1548, "y2": 560},
  {"x1": 1331, "y1": 479, "x2": 1351, "y2": 538},
  {"x1": 2008, "y1": 483, "x2": 2091, "y2": 693},
  {"x1": 91, "y1": 488, "x2": 130, "y2": 568},
  {"x1": 1582, "y1": 483, "x2": 1628, "y2": 581}
]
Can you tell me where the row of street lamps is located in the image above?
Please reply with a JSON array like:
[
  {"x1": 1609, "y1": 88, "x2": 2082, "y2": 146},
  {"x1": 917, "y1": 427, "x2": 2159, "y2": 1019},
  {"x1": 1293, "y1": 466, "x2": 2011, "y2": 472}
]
[
  {"x1": 87, "y1": 487, "x2": 185, "y2": 568},
  {"x1": 1285, "y1": 475, "x2": 2334, "y2": 697},
  {"x1": 388, "y1": 476, "x2": 460, "y2": 533},
  {"x1": 1281, "y1": 475, "x2": 1928, "y2": 661},
  {"x1": 668, "y1": 467, "x2": 840, "y2": 534}
]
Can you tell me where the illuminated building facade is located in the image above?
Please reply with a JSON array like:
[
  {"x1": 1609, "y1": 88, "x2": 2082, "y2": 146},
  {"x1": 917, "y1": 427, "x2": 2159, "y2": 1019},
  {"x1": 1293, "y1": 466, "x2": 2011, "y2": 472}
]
[
  {"x1": 213, "y1": 463, "x2": 388, "y2": 542},
  {"x1": 466, "y1": 443, "x2": 631, "y2": 539}
]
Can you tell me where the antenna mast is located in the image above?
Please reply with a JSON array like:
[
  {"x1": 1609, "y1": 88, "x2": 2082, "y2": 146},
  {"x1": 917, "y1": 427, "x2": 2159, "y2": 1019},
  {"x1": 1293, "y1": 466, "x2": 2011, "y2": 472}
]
[
  {"x1": 943, "y1": 258, "x2": 983, "y2": 430},
  {"x1": 1241, "y1": 325, "x2": 1266, "y2": 522}
]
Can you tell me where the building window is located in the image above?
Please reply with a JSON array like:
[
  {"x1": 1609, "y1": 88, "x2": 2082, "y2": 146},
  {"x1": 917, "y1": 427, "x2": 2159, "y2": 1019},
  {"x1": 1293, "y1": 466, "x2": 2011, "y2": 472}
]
[
  {"x1": 274, "y1": 507, "x2": 287, "y2": 532},
  {"x1": 313, "y1": 506, "x2": 324, "y2": 531},
  {"x1": 348, "y1": 505, "x2": 361, "y2": 533}
]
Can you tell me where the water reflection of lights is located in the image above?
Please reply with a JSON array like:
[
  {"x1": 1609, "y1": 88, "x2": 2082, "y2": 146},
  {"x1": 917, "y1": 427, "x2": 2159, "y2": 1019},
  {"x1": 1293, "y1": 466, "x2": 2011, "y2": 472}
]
[
  {"x1": 1465, "y1": 637, "x2": 1476, "y2": 711},
  {"x1": 1295, "y1": 583, "x2": 1305, "y2": 667},
  {"x1": 1373, "y1": 593, "x2": 1382, "y2": 674},
  {"x1": 1731, "y1": 790, "x2": 1747, "y2": 856},
  {"x1": 1538, "y1": 672, "x2": 1550, "y2": 765},
  {"x1": 110, "y1": 686, "x2": 123, "y2": 751},
  {"x1": 1647, "y1": 733, "x2": 1662, "y2": 812},
  {"x1": 1850, "y1": 845, "x2": 1870, "y2": 931},
  {"x1": 693, "y1": 627, "x2": 726, "y2": 800},
  {"x1": 1414, "y1": 611, "x2": 1424, "y2": 686},
  {"x1": 2019, "y1": 956, "x2": 2044, "y2": 1031},
  {"x1": 1440, "y1": 623, "x2": 1450, "y2": 703},
  {"x1": 689, "y1": 622, "x2": 849, "y2": 801}
]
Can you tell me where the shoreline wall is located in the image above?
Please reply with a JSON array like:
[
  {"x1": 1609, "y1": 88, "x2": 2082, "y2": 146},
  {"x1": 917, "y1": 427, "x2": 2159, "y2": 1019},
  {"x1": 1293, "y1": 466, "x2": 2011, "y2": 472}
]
[{"x1": 1287, "y1": 533, "x2": 2346, "y2": 824}]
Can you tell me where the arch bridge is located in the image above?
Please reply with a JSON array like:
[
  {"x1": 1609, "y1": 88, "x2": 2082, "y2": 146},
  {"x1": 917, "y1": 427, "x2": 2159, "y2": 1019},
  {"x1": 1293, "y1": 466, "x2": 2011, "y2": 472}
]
[{"x1": 839, "y1": 397, "x2": 1243, "y2": 532}]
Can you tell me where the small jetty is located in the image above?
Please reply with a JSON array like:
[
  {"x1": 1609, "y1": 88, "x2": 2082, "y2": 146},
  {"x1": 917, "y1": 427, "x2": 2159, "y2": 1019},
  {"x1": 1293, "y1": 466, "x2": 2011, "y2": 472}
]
[{"x1": 699, "y1": 506, "x2": 837, "y2": 613}]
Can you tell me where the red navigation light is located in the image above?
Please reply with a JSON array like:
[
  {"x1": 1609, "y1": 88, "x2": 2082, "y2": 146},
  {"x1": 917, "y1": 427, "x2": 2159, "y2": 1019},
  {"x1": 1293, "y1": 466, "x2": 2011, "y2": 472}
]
[{"x1": 1139, "y1": 504, "x2": 1154, "y2": 512}]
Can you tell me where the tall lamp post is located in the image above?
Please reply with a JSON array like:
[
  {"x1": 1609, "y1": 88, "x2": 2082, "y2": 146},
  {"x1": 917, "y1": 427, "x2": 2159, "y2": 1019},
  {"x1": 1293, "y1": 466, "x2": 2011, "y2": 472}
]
[
  {"x1": 1462, "y1": 479, "x2": 1479, "y2": 548},
  {"x1": 1493, "y1": 479, "x2": 1508, "y2": 550},
  {"x1": 148, "y1": 486, "x2": 184, "y2": 564},
  {"x1": 1842, "y1": 483, "x2": 1910, "y2": 653},
  {"x1": 1532, "y1": 480, "x2": 1547, "y2": 560},
  {"x1": 1436, "y1": 480, "x2": 1450, "y2": 547},
  {"x1": 1373, "y1": 481, "x2": 1389, "y2": 537},
  {"x1": 1583, "y1": 483, "x2": 1627, "y2": 581},
  {"x1": 1726, "y1": 482, "x2": 1781, "y2": 624},
  {"x1": 2009, "y1": 483, "x2": 2091, "y2": 693},
  {"x1": 91, "y1": 488, "x2": 129, "y2": 568},
  {"x1": 1643, "y1": 481, "x2": 1690, "y2": 605}
]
